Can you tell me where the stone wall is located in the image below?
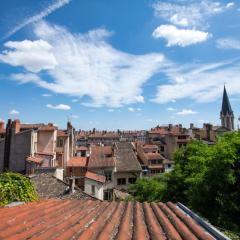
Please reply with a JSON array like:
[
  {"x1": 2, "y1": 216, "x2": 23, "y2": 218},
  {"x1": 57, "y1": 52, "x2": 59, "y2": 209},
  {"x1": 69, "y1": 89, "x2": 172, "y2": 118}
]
[
  {"x1": 0, "y1": 139, "x2": 4, "y2": 172},
  {"x1": 9, "y1": 130, "x2": 32, "y2": 172}
]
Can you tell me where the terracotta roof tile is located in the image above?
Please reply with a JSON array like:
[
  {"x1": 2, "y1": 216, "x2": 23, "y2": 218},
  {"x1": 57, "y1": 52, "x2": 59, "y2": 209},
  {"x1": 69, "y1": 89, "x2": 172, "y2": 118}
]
[
  {"x1": 67, "y1": 157, "x2": 87, "y2": 167},
  {"x1": 26, "y1": 156, "x2": 44, "y2": 164},
  {"x1": 0, "y1": 199, "x2": 216, "y2": 240},
  {"x1": 85, "y1": 171, "x2": 106, "y2": 183},
  {"x1": 88, "y1": 146, "x2": 115, "y2": 168},
  {"x1": 57, "y1": 130, "x2": 68, "y2": 137},
  {"x1": 115, "y1": 142, "x2": 142, "y2": 172},
  {"x1": 76, "y1": 146, "x2": 88, "y2": 151}
]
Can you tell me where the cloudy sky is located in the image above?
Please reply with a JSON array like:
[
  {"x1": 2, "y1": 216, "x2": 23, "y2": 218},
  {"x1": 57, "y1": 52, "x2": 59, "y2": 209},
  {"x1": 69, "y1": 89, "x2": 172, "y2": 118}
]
[{"x1": 0, "y1": 0, "x2": 240, "y2": 130}]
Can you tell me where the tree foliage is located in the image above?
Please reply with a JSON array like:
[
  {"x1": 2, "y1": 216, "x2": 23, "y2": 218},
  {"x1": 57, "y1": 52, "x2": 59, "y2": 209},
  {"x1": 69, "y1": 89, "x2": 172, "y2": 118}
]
[
  {"x1": 130, "y1": 132, "x2": 240, "y2": 232},
  {"x1": 0, "y1": 172, "x2": 38, "y2": 206}
]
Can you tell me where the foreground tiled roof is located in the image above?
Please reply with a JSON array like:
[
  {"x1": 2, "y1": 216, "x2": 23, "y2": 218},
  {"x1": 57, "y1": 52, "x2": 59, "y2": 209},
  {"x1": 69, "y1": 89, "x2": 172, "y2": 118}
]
[{"x1": 0, "y1": 199, "x2": 215, "y2": 240}]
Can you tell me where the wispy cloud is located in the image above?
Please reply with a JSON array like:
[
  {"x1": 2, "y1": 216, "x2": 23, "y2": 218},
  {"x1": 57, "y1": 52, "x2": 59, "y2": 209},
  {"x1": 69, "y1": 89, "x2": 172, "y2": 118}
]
[
  {"x1": 9, "y1": 109, "x2": 20, "y2": 115},
  {"x1": 153, "y1": 59, "x2": 240, "y2": 104},
  {"x1": 152, "y1": 0, "x2": 234, "y2": 29},
  {"x1": 128, "y1": 107, "x2": 142, "y2": 112},
  {"x1": 152, "y1": 25, "x2": 210, "y2": 47},
  {"x1": 216, "y1": 38, "x2": 240, "y2": 50},
  {"x1": 6, "y1": 21, "x2": 165, "y2": 108},
  {"x1": 42, "y1": 93, "x2": 52, "y2": 97},
  {"x1": 166, "y1": 107, "x2": 176, "y2": 111},
  {"x1": 2, "y1": 0, "x2": 71, "y2": 40},
  {"x1": 46, "y1": 103, "x2": 71, "y2": 110},
  {"x1": 176, "y1": 109, "x2": 197, "y2": 115}
]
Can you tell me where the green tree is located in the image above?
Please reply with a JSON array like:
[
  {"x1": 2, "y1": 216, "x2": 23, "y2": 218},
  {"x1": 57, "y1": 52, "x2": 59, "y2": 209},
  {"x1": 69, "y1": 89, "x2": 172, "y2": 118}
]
[
  {"x1": 0, "y1": 172, "x2": 38, "y2": 206},
  {"x1": 130, "y1": 132, "x2": 240, "y2": 232}
]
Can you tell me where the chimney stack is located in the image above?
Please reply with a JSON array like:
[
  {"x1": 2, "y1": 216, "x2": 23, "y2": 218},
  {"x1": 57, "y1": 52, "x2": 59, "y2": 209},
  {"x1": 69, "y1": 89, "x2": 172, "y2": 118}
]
[
  {"x1": 12, "y1": 119, "x2": 20, "y2": 134},
  {"x1": 69, "y1": 177, "x2": 75, "y2": 193},
  {"x1": 190, "y1": 123, "x2": 194, "y2": 129},
  {"x1": 4, "y1": 119, "x2": 12, "y2": 171},
  {"x1": 0, "y1": 121, "x2": 4, "y2": 130}
]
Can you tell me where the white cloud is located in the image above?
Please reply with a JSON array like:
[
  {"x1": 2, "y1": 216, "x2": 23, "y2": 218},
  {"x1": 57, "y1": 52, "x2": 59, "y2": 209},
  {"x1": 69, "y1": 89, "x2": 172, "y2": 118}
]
[
  {"x1": 152, "y1": 25, "x2": 210, "y2": 47},
  {"x1": 176, "y1": 109, "x2": 197, "y2": 115},
  {"x1": 2, "y1": 0, "x2": 71, "y2": 40},
  {"x1": 128, "y1": 107, "x2": 135, "y2": 112},
  {"x1": 71, "y1": 114, "x2": 79, "y2": 119},
  {"x1": 6, "y1": 21, "x2": 165, "y2": 108},
  {"x1": 216, "y1": 38, "x2": 240, "y2": 50},
  {"x1": 166, "y1": 107, "x2": 176, "y2": 111},
  {"x1": 226, "y1": 2, "x2": 234, "y2": 8},
  {"x1": 46, "y1": 104, "x2": 71, "y2": 110},
  {"x1": 153, "y1": 0, "x2": 234, "y2": 28},
  {"x1": 71, "y1": 99, "x2": 79, "y2": 103},
  {"x1": 108, "y1": 109, "x2": 114, "y2": 112},
  {"x1": 9, "y1": 109, "x2": 20, "y2": 115},
  {"x1": 153, "y1": 59, "x2": 240, "y2": 104},
  {"x1": 42, "y1": 93, "x2": 52, "y2": 97},
  {"x1": 0, "y1": 40, "x2": 57, "y2": 72},
  {"x1": 128, "y1": 107, "x2": 142, "y2": 112}
]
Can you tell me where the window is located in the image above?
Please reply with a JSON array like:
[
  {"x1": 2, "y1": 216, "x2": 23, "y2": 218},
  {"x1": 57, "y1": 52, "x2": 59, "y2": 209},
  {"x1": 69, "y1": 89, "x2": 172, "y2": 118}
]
[
  {"x1": 117, "y1": 178, "x2": 126, "y2": 185},
  {"x1": 105, "y1": 172, "x2": 112, "y2": 181},
  {"x1": 57, "y1": 138, "x2": 64, "y2": 147},
  {"x1": 151, "y1": 160, "x2": 157, "y2": 165},
  {"x1": 104, "y1": 190, "x2": 112, "y2": 201},
  {"x1": 91, "y1": 185, "x2": 95, "y2": 195},
  {"x1": 160, "y1": 146, "x2": 164, "y2": 152},
  {"x1": 150, "y1": 169, "x2": 162, "y2": 174},
  {"x1": 128, "y1": 178, "x2": 136, "y2": 184}
]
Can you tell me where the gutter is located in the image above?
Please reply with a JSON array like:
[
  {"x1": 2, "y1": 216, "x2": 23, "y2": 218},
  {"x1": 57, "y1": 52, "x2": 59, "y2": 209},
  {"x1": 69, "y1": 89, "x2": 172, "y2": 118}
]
[{"x1": 177, "y1": 202, "x2": 231, "y2": 240}]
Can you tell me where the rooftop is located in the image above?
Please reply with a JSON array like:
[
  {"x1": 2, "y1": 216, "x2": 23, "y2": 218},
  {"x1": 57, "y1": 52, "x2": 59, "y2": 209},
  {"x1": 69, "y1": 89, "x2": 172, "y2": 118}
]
[
  {"x1": 115, "y1": 142, "x2": 142, "y2": 172},
  {"x1": 67, "y1": 157, "x2": 87, "y2": 167},
  {"x1": 0, "y1": 199, "x2": 215, "y2": 240},
  {"x1": 88, "y1": 146, "x2": 115, "y2": 168},
  {"x1": 85, "y1": 171, "x2": 106, "y2": 183}
]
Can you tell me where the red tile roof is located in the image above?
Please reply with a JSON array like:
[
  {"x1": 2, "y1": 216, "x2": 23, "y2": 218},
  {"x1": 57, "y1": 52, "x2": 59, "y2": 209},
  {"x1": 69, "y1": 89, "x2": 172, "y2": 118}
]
[
  {"x1": 57, "y1": 130, "x2": 68, "y2": 137},
  {"x1": 0, "y1": 199, "x2": 215, "y2": 240},
  {"x1": 67, "y1": 157, "x2": 87, "y2": 167},
  {"x1": 145, "y1": 153, "x2": 162, "y2": 160},
  {"x1": 76, "y1": 146, "x2": 88, "y2": 151},
  {"x1": 88, "y1": 146, "x2": 115, "y2": 168},
  {"x1": 85, "y1": 171, "x2": 106, "y2": 183},
  {"x1": 0, "y1": 129, "x2": 5, "y2": 134},
  {"x1": 26, "y1": 156, "x2": 44, "y2": 164}
]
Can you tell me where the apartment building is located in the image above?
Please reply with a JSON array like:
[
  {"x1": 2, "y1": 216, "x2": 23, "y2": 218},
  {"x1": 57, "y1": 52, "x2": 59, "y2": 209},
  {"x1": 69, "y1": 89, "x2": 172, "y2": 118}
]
[
  {"x1": 137, "y1": 143, "x2": 174, "y2": 176},
  {"x1": 147, "y1": 124, "x2": 191, "y2": 160},
  {"x1": 81, "y1": 142, "x2": 142, "y2": 200}
]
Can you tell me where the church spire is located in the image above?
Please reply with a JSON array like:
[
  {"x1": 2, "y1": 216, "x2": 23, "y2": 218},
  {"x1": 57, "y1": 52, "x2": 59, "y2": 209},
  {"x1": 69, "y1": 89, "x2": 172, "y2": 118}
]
[
  {"x1": 221, "y1": 85, "x2": 233, "y2": 115},
  {"x1": 220, "y1": 85, "x2": 234, "y2": 130}
]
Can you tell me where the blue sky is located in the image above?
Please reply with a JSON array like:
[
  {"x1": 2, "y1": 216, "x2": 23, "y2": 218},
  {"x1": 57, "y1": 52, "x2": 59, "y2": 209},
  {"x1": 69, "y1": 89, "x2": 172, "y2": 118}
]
[{"x1": 1, "y1": 0, "x2": 240, "y2": 130}]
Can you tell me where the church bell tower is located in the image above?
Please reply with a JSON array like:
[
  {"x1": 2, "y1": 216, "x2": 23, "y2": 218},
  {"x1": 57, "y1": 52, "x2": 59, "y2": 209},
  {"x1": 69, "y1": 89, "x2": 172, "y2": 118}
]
[{"x1": 220, "y1": 85, "x2": 234, "y2": 130}]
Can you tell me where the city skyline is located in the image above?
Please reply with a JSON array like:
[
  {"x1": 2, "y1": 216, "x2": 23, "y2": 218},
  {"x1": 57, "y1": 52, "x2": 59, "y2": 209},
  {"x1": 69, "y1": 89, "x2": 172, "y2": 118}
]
[{"x1": 1, "y1": 0, "x2": 240, "y2": 130}]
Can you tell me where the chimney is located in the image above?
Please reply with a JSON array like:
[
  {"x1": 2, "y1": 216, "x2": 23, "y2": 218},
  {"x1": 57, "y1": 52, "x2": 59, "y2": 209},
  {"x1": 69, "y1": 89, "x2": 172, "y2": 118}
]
[
  {"x1": 0, "y1": 121, "x2": 4, "y2": 130},
  {"x1": 48, "y1": 123, "x2": 53, "y2": 127},
  {"x1": 4, "y1": 119, "x2": 12, "y2": 171},
  {"x1": 69, "y1": 177, "x2": 75, "y2": 193},
  {"x1": 12, "y1": 119, "x2": 20, "y2": 134},
  {"x1": 190, "y1": 123, "x2": 194, "y2": 129},
  {"x1": 168, "y1": 124, "x2": 172, "y2": 131}
]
